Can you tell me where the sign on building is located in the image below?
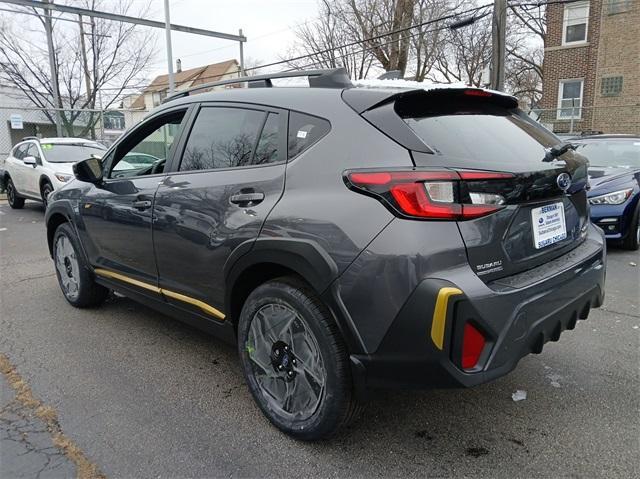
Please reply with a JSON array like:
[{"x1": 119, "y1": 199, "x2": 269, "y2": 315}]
[{"x1": 10, "y1": 114, "x2": 23, "y2": 129}]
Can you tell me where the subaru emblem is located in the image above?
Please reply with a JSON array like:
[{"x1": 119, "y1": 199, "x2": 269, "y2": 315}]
[{"x1": 557, "y1": 173, "x2": 572, "y2": 192}]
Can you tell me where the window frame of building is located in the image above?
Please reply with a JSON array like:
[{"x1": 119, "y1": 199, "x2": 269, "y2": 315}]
[
  {"x1": 607, "y1": 0, "x2": 631, "y2": 15},
  {"x1": 600, "y1": 76, "x2": 623, "y2": 97},
  {"x1": 557, "y1": 79, "x2": 584, "y2": 120},
  {"x1": 562, "y1": 1, "x2": 590, "y2": 46}
]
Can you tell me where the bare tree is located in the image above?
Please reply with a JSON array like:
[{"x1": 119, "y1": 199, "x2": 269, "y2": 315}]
[
  {"x1": 505, "y1": 3, "x2": 546, "y2": 106},
  {"x1": 343, "y1": 0, "x2": 414, "y2": 75},
  {"x1": 0, "y1": 0, "x2": 156, "y2": 137},
  {"x1": 429, "y1": 7, "x2": 492, "y2": 86},
  {"x1": 284, "y1": 0, "x2": 375, "y2": 79}
]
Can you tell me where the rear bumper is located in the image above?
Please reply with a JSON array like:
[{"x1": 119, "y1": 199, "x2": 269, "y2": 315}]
[{"x1": 349, "y1": 224, "x2": 606, "y2": 392}]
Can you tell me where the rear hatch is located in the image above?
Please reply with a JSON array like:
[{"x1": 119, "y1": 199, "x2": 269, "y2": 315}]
[{"x1": 344, "y1": 87, "x2": 590, "y2": 283}]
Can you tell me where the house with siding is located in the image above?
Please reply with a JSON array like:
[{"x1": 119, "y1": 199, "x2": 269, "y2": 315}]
[{"x1": 130, "y1": 59, "x2": 241, "y2": 110}]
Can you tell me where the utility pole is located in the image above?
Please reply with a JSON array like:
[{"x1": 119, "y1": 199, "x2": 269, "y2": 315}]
[
  {"x1": 490, "y1": 0, "x2": 507, "y2": 91},
  {"x1": 78, "y1": 14, "x2": 95, "y2": 139},
  {"x1": 43, "y1": 0, "x2": 63, "y2": 136},
  {"x1": 164, "y1": 0, "x2": 175, "y2": 94},
  {"x1": 238, "y1": 29, "x2": 245, "y2": 76}
]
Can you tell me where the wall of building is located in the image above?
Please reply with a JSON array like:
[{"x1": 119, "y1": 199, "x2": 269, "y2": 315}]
[
  {"x1": 540, "y1": 0, "x2": 639, "y2": 134},
  {"x1": 592, "y1": 0, "x2": 640, "y2": 133}
]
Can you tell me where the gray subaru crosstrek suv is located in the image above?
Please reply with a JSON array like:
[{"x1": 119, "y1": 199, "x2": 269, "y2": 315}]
[{"x1": 45, "y1": 69, "x2": 606, "y2": 440}]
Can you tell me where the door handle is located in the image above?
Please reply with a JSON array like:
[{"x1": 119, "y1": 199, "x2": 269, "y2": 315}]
[
  {"x1": 132, "y1": 200, "x2": 152, "y2": 210},
  {"x1": 229, "y1": 192, "x2": 265, "y2": 206}
]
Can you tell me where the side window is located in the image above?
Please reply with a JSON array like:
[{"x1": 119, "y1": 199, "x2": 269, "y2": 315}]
[
  {"x1": 12, "y1": 144, "x2": 27, "y2": 160},
  {"x1": 254, "y1": 113, "x2": 281, "y2": 165},
  {"x1": 109, "y1": 110, "x2": 186, "y2": 178},
  {"x1": 179, "y1": 107, "x2": 266, "y2": 171},
  {"x1": 287, "y1": 112, "x2": 330, "y2": 159},
  {"x1": 26, "y1": 144, "x2": 41, "y2": 163}
]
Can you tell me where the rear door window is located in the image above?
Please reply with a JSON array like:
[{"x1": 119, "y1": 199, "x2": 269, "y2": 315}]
[
  {"x1": 179, "y1": 107, "x2": 269, "y2": 171},
  {"x1": 287, "y1": 112, "x2": 330, "y2": 159}
]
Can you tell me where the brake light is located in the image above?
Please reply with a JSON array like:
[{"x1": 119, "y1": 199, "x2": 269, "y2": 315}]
[
  {"x1": 464, "y1": 89, "x2": 492, "y2": 98},
  {"x1": 346, "y1": 169, "x2": 513, "y2": 220},
  {"x1": 461, "y1": 323, "x2": 486, "y2": 369}
]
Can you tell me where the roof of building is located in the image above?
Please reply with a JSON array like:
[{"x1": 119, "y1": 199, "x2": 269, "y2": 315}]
[{"x1": 130, "y1": 59, "x2": 239, "y2": 109}]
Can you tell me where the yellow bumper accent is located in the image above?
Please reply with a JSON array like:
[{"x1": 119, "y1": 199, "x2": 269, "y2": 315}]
[
  {"x1": 430, "y1": 287, "x2": 462, "y2": 350},
  {"x1": 94, "y1": 268, "x2": 225, "y2": 320}
]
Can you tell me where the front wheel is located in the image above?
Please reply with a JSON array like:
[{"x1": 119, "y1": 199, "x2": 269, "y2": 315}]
[
  {"x1": 6, "y1": 177, "x2": 25, "y2": 209},
  {"x1": 238, "y1": 277, "x2": 361, "y2": 440},
  {"x1": 41, "y1": 181, "x2": 54, "y2": 209},
  {"x1": 53, "y1": 223, "x2": 109, "y2": 307},
  {"x1": 622, "y1": 205, "x2": 639, "y2": 250}
]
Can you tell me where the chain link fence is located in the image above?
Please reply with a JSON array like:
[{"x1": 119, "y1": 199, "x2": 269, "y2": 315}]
[{"x1": 0, "y1": 106, "x2": 149, "y2": 159}]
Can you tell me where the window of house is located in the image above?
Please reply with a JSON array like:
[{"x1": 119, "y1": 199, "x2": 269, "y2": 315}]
[
  {"x1": 601, "y1": 76, "x2": 623, "y2": 96},
  {"x1": 557, "y1": 79, "x2": 584, "y2": 119},
  {"x1": 562, "y1": 1, "x2": 589, "y2": 45},
  {"x1": 152, "y1": 91, "x2": 167, "y2": 107},
  {"x1": 607, "y1": 0, "x2": 631, "y2": 14},
  {"x1": 179, "y1": 107, "x2": 278, "y2": 171}
]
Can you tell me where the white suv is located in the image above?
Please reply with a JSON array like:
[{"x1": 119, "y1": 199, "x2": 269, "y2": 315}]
[{"x1": 3, "y1": 137, "x2": 106, "y2": 209}]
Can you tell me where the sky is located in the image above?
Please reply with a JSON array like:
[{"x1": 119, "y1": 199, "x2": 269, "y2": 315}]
[{"x1": 129, "y1": 0, "x2": 320, "y2": 78}]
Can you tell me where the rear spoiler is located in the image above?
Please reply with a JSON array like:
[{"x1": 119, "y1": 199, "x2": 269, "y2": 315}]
[{"x1": 342, "y1": 86, "x2": 518, "y2": 114}]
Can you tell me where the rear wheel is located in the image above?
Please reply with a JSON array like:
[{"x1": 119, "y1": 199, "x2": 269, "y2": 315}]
[
  {"x1": 53, "y1": 223, "x2": 109, "y2": 307},
  {"x1": 238, "y1": 277, "x2": 361, "y2": 440},
  {"x1": 622, "y1": 205, "x2": 639, "y2": 250},
  {"x1": 6, "y1": 177, "x2": 25, "y2": 209},
  {"x1": 41, "y1": 181, "x2": 54, "y2": 209}
]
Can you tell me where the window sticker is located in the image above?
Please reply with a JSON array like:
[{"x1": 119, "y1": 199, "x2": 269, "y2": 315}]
[{"x1": 296, "y1": 130, "x2": 308, "y2": 139}]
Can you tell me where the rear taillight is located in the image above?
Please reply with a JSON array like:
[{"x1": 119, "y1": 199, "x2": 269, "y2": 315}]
[
  {"x1": 461, "y1": 323, "x2": 486, "y2": 370},
  {"x1": 345, "y1": 169, "x2": 514, "y2": 220}
]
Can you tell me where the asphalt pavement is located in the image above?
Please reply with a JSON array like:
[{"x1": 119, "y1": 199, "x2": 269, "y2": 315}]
[{"x1": 1, "y1": 199, "x2": 639, "y2": 478}]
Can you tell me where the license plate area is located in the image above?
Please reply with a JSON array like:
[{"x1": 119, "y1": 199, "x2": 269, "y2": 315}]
[{"x1": 531, "y1": 202, "x2": 567, "y2": 249}]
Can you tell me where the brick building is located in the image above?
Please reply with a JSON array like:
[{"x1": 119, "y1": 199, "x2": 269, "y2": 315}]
[{"x1": 540, "y1": 0, "x2": 639, "y2": 134}]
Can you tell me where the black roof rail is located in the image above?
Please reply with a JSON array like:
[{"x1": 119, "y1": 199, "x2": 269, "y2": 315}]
[
  {"x1": 21, "y1": 136, "x2": 39, "y2": 142},
  {"x1": 162, "y1": 68, "x2": 352, "y2": 104}
]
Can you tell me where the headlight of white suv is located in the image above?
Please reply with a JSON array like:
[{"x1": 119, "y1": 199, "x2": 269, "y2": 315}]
[
  {"x1": 588, "y1": 188, "x2": 633, "y2": 205},
  {"x1": 54, "y1": 173, "x2": 73, "y2": 183}
]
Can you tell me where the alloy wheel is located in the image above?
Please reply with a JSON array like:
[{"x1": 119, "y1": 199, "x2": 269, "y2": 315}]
[
  {"x1": 54, "y1": 234, "x2": 80, "y2": 301},
  {"x1": 246, "y1": 303, "x2": 326, "y2": 421}
]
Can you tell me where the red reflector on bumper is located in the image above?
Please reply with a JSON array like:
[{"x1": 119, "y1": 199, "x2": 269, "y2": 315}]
[{"x1": 462, "y1": 323, "x2": 486, "y2": 369}]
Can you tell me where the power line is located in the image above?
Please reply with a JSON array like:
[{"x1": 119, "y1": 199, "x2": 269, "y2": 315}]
[{"x1": 137, "y1": 2, "x2": 495, "y2": 90}]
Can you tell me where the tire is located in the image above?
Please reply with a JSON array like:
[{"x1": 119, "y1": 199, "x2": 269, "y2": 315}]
[
  {"x1": 622, "y1": 204, "x2": 639, "y2": 251},
  {"x1": 41, "y1": 181, "x2": 54, "y2": 209},
  {"x1": 6, "y1": 177, "x2": 25, "y2": 209},
  {"x1": 238, "y1": 276, "x2": 361, "y2": 441},
  {"x1": 53, "y1": 222, "x2": 109, "y2": 308}
]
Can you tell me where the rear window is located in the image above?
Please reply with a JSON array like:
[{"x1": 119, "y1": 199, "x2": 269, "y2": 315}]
[
  {"x1": 397, "y1": 95, "x2": 560, "y2": 168},
  {"x1": 41, "y1": 142, "x2": 106, "y2": 163},
  {"x1": 287, "y1": 112, "x2": 330, "y2": 159}
]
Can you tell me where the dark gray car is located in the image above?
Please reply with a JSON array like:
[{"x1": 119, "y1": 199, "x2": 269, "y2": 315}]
[{"x1": 44, "y1": 69, "x2": 606, "y2": 440}]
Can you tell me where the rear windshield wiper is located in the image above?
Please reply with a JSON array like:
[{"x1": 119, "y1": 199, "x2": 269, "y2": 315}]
[{"x1": 543, "y1": 142, "x2": 577, "y2": 162}]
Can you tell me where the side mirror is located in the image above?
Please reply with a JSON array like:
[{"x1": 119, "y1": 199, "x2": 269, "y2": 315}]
[
  {"x1": 23, "y1": 156, "x2": 37, "y2": 167},
  {"x1": 73, "y1": 157, "x2": 103, "y2": 184}
]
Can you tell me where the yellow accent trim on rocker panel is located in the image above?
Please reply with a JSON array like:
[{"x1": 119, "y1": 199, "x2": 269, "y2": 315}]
[
  {"x1": 430, "y1": 287, "x2": 462, "y2": 350},
  {"x1": 94, "y1": 268, "x2": 225, "y2": 320}
]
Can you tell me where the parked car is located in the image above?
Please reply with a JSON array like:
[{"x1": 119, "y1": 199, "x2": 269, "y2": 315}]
[
  {"x1": 44, "y1": 69, "x2": 606, "y2": 440},
  {"x1": 572, "y1": 134, "x2": 640, "y2": 250},
  {"x1": 3, "y1": 137, "x2": 106, "y2": 209}
]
